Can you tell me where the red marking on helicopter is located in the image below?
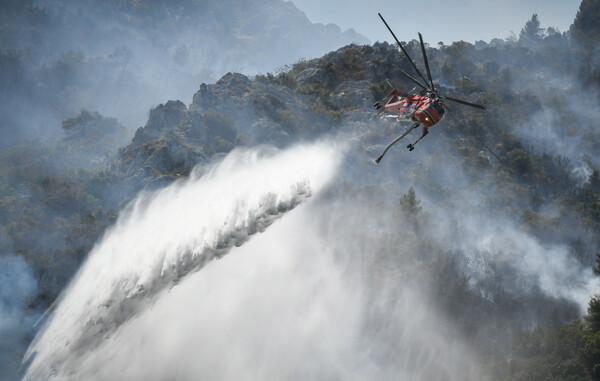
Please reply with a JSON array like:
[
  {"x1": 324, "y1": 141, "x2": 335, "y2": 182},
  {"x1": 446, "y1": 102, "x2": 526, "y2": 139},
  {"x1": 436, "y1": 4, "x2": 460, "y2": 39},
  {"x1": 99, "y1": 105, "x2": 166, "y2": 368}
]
[{"x1": 379, "y1": 91, "x2": 445, "y2": 127}]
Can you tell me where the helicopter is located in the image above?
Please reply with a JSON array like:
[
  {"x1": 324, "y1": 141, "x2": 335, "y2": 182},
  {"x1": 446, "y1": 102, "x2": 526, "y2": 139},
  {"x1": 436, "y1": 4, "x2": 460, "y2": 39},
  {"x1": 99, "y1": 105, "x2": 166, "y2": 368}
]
[{"x1": 374, "y1": 13, "x2": 486, "y2": 164}]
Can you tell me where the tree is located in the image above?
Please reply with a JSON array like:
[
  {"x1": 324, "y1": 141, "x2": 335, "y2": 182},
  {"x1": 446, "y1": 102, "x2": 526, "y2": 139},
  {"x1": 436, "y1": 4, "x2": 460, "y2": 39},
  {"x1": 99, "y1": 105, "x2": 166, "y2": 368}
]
[
  {"x1": 585, "y1": 294, "x2": 600, "y2": 333},
  {"x1": 399, "y1": 187, "x2": 422, "y2": 215},
  {"x1": 544, "y1": 26, "x2": 566, "y2": 46},
  {"x1": 571, "y1": 0, "x2": 600, "y2": 44},
  {"x1": 519, "y1": 14, "x2": 544, "y2": 45},
  {"x1": 594, "y1": 252, "x2": 600, "y2": 276},
  {"x1": 588, "y1": 170, "x2": 600, "y2": 194},
  {"x1": 588, "y1": 253, "x2": 600, "y2": 333}
]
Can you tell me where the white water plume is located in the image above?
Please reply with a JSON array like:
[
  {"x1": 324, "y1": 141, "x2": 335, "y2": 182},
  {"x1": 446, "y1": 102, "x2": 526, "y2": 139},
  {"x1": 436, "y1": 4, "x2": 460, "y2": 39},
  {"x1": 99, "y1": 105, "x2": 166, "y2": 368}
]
[
  {"x1": 24, "y1": 142, "x2": 343, "y2": 379},
  {"x1": 23, "y1": 139, "x2": 487, "y2": 381},
  {"x1": 24, "y1": 138, "x2": 599, "y2": 380},
  {"x1": 23, "y1": 204, "x2": 483, "y2": 380}
]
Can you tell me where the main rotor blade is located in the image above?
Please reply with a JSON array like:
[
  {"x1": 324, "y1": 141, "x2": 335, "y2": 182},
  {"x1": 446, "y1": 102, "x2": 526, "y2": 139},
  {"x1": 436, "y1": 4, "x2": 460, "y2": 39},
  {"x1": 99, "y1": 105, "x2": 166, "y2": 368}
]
[
  {"x1": 441, "y1": 95, "x2": 487, "y2": 110},
  {"x1": 392, "y1": 64, "x2": 428, "y2": 90},
  {"x1": 378, "y1": 13, "x2": 431, "y2": 90},
  {"x1": 445, "y1": 112, "x2": 502, "y2": 162},
  {"x1": 418, "y1": 33, "x2": 435, "y2": 90}
]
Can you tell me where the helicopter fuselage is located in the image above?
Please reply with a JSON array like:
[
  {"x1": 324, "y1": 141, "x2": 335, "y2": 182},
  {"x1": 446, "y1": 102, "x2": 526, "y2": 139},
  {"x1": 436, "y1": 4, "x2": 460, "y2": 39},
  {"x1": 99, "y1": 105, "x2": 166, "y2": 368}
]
[{"x1": 382, "y1": 91, "x2": 445, "y2": 127}]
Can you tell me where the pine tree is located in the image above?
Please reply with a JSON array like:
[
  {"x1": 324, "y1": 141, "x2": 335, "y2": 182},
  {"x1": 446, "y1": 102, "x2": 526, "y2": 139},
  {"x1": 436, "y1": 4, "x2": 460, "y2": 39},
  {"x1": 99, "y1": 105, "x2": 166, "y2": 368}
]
[
  {"x1": 519, "y1": 14, "x2": 544, "y2": 44},
  {"x1": 585, "y1": 294, "x2": 600, "y2": 332},
  {"x1": 399, "y1": 187, "x2": 422, "y2": 215},
  {"x1": 571, "y1": 0, "x2": 600, "y2": 44}
]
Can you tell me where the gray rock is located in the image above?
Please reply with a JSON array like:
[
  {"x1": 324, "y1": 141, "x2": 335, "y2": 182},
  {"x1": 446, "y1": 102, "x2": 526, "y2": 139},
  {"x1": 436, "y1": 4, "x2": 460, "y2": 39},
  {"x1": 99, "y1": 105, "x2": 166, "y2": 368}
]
[{"x1": 295, "y1": 67, "x2": 326, "y2": 87}]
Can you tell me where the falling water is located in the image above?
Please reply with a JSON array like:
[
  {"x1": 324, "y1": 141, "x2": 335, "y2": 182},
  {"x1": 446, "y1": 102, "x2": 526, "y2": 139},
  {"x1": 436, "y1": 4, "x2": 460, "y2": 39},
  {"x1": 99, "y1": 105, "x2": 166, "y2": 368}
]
[{"x1": 24, "y1": 142, "x2": 345, "y2": 380}]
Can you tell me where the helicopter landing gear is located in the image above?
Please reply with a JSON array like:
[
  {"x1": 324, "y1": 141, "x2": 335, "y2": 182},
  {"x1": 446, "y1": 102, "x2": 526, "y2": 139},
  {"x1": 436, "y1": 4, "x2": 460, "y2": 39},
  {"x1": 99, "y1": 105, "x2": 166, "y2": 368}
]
[{"x1": 406, "y1": 126, "x2": 429, "y2": 152}]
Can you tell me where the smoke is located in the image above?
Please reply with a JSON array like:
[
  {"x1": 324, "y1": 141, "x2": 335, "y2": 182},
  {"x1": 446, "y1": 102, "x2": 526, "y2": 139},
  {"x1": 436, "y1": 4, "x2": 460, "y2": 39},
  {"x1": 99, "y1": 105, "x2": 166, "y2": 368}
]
[
  {"x1": 431, "y1": 191, "x2": 598, "y2": 313},
  {"x1": 0, "y1": 0, "x2": 369, "y2": 147},
  {"x1": 0, "y1": 254, "x2": 40, "y2": 380},
  {"x1": 358, "y1": 114, "x2": 598, "y2": 325},
  {"x1": 403, "y1": 144, "x2": 598, "y2": 318},
  {"x1": 513, "y1": 84, "x2": 600, "y2": 182}
]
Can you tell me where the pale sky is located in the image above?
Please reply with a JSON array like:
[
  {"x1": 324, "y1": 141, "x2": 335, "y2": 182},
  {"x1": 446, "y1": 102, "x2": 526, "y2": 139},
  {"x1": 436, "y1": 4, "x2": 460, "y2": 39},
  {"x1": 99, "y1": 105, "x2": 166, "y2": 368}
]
[{"x1": 291, "y1": 0, "x2": 581, "y2": 44}]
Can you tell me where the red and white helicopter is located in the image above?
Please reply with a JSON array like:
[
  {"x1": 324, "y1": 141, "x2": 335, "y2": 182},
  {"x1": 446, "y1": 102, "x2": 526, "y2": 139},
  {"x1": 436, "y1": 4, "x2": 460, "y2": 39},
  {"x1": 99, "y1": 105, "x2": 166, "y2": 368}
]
[{"x1": 374, "y1": 13, "x2": 486, "y2": 164}]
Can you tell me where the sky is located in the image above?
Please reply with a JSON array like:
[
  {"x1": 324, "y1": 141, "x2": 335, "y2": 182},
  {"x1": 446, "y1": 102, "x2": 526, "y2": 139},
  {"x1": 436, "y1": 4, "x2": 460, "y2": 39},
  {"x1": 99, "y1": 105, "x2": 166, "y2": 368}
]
[{"x1": 291, "y1": 0, "x2": 581, "y2": 44}]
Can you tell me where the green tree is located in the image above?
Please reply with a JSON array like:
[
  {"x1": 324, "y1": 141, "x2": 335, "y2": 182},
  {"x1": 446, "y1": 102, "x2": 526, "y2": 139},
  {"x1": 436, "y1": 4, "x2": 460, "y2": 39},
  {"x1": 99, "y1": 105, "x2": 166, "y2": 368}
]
[
  {"x1": 336, "y1": 48, "x2": 366, "y2": 81},
  {"x1": 588, "y1": 170, "x2": 600, "y2": 193},
  {"x1": 571, "y1": 0, "x2": 600, "y2": 45},
  {"x1": 519, "y1": 14, "x2": 544, "y2": 45},
  {"x1": 586, "y1": 294, "x2": 600, "y2": 333},
  {"x1": 399, "y1": 187, "x2": 422, "y2": 215}
]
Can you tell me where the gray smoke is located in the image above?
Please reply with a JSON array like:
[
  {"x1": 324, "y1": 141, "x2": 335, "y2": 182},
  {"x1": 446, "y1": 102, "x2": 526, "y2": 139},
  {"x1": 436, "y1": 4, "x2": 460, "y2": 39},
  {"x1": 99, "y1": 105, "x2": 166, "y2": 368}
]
[{"x1": 0, "y1": 254, "x2": 40, "y2": 380}]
